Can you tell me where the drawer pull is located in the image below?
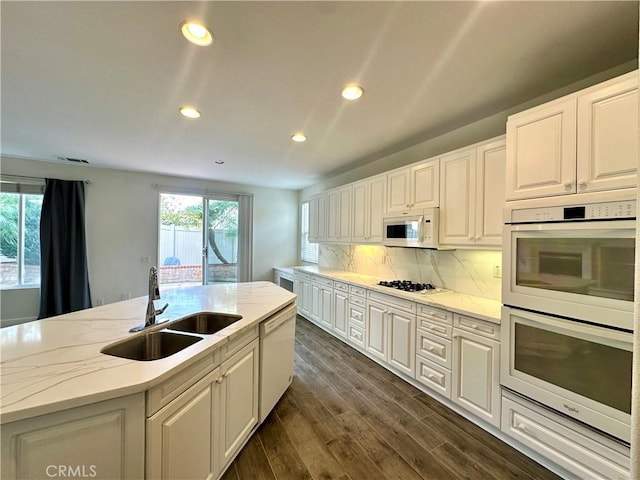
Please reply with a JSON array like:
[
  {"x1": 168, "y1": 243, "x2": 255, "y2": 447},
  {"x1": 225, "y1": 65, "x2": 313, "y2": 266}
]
[
  {"x1": 515, "y1": 423, "x2": 527, "y2": 432},
  {"x1": 428, "y1": 347, "x2": 436, "y2": 352},
  {"x1": 471, "y1": 323, "x2": 478, "y2": 329}
]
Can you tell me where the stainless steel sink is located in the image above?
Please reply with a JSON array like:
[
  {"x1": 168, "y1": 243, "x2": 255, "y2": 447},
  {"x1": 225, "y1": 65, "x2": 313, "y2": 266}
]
[
  {"x1": 167, "y1": 312, "x2": 243, "y2": 335},
  {"x1": 101, "y1": 331, "x2": 203, "y2": 361}
]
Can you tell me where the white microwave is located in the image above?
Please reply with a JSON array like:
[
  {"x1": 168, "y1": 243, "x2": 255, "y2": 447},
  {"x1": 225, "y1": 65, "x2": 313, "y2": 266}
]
[{"x1": 382, "y1": 208, "x2": 439, "y2": 249}]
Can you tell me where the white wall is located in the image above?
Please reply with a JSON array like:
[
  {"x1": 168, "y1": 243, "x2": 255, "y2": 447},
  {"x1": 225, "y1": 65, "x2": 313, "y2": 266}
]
[{"x1": 0, "y1": 156, "x2": 299, "y2": 324}]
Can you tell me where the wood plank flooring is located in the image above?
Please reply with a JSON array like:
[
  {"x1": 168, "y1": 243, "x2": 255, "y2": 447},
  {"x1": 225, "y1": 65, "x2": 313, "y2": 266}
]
[{"x1": 222, "y1": 317, "x2": 561, "y2": 480}]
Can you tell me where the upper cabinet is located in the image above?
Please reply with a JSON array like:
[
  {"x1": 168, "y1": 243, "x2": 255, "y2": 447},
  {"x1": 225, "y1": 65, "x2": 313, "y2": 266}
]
[
  {"x1": 387, "y1": 158, "x2": 440, "y2": 213},
  {"x1": 506, "y1": 71, "x2": 638, "y2": 201},
  {"x1": 308, "y1": 192, "x2": 326, "y2": 243},
  {"x1": 326, "y1": 185, "x2": 352, "y2": 243},
  {"x1": 352, "y1": 174, "x2": 386, "y2": 244},
  {"x1": 439, "y1": 137, "x2": 506, "y2": 247}
]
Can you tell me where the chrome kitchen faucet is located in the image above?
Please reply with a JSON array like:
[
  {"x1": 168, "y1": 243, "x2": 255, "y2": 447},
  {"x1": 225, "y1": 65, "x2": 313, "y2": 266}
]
[{"x1": 130, "y1": 266, "x2": 169, "y2": 332}]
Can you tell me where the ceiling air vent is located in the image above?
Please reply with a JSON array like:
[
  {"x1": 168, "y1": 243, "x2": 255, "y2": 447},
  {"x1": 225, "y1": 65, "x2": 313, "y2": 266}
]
[{"x1": 58, "y1": 156, "x2": 89, "y2": 164}]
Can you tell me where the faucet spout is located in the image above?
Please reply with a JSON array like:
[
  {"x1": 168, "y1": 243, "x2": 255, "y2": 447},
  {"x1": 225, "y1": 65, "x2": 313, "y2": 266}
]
[{"x1": 130, "y1": 266, "x2": 169, "y2": 333}]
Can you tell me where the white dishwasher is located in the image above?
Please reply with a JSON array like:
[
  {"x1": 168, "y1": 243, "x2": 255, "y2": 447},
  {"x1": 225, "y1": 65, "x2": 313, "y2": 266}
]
[{"x1": 259, "y1": 303, "x2": 297, "y2": 422}]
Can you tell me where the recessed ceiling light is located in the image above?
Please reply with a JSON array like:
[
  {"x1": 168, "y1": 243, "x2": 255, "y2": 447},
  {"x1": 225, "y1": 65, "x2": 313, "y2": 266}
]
[
  {"x1": 291, "y1": 133, "x2": 307, "y2": 142},
  {"x1": 180, "y1": 21, "x2": 214, "y2": 46},
  {"x1": 179, "y1": 106, "x2": 201, "y2": 118},
  {"x1": 214, "y1": 160, "x2": 225, "y2": 165},
  {"x1": 341, "y1": 84, "x2": 364, "y2": 101}
]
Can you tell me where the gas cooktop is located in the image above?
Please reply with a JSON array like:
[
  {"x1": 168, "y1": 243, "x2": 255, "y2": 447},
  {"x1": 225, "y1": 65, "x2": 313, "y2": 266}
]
[{"x1": 377, "y1": 280, "x2": 445, "y2": 294}]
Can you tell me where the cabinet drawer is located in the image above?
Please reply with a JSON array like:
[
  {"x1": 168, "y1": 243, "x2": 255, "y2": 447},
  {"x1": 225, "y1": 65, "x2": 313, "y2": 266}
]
[
  {"x1": 349, "y1": 285, "x2": 366, "y2": 297},
  {"x1": 348, "y1": 324, "x2": 364, "y2": 348},
  {"x1": 294, "y1": 272, "x2": 310, "y2": 282},
  {"x1": 348, "y1": 305, "x2": 365, "y2": 328},
  {"x1": 454, "y1": 314, "x2": 499, "y2": 339},
  {"x1": 502, "y1": 394, "x2": 630, "y2": 480},
  {"x1": 367, "y1": 290, "x2": 416, "y2": 313},
  {"x1": 311, "y1": 276, "x2": 334, "y2": 288},
  {"x1": 147, "y1": 353, "x2": 216, "y2": 416},
  {"x1": 416, "y1": 329, "x2": 452, "y2": 368},
  {"x1": 415, "y1": 355, "x2": 451, "y2": 399},
  {"x1": 334, "y1": 281, "x2": 349, "y2": 292},
  {"x1": 220, "y1": 325, "x2": 258, "y2": 361},
  {"x1": 349, "y1": 295, "x2": 366, "y2": 308},
  {"x1": 417, "y1": 316, "x2": 452, "y2": 338},
  {"x1": 417, "y1": 304, "x2": 453, "y2": 324}
]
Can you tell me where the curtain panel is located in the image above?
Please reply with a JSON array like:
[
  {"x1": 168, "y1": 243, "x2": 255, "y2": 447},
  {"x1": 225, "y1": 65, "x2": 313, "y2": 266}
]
[{"x1": 38, "y1": 179, "x2": 92, "y2": 318}]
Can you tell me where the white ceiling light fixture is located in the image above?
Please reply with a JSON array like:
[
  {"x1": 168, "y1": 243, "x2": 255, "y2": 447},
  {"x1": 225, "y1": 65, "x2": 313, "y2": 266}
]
[
  {"x1": 179, "y1": 106, "x2": 201, "y2": 118},
  {"x1": 291, "y1": 132, "x2": 307, "y2": 142},
  {"x1": 214, "y1": 160, "x2": 225, "y2": 165},
  {"x1": 341, "y1": 84, "x2": 364, "y2": 101},
  {"x1": 180, "y1": 21, "x2": 214, "y2": 46}
]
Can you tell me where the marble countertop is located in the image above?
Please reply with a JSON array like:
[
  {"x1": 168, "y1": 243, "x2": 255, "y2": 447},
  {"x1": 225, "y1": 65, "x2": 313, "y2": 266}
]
[
  {"x1": 293, "y1": 266, "x2": 502, "y2": 324},
  {"x1": 0, "y1": 282, "x2": 295, "y2": 425}
]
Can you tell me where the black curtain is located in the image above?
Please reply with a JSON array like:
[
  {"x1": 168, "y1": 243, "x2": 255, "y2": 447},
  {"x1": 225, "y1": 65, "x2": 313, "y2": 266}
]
[{"x1": 38, "y1": 179, "x2": 92, "y2": 319}]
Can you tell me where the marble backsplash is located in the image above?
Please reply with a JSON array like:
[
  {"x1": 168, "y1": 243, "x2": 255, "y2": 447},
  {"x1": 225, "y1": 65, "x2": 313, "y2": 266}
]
[{"x1": 319, "y1": 244, "x2": 502, "y2": 301}]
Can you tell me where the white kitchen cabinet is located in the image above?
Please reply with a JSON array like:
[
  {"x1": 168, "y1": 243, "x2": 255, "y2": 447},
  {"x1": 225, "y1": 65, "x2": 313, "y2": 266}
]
[
  {"x1": 365, "y1": 292, "x2": 416, "y2": 376},
  {"x1": 147, "y1": 369, "x2": 220, "y2": 480},
  {"x1": 218, "y1": 338, "x2": 260, "y2": 469},
  {"x1": 352, "y1": 174, "x2": 386, "y2": 243},
  {"x1": 308, "y1": 192, "x2": 327, "y2": 243},
  {"x1": 326, "y1": 185, "x2": 352, "y2": 243},
  {"x1": 502, "y1": 391, "x2": 630, "y2": 480},
  {"x1": 386, "y1": 158, "x2": 440, "y2": 213},
  {"x1": 333, "y1": 282, "x2": 349, "y2": 338},
  {"x1": 439, "y1": 137, "x2": 506, "y2": 247},
  {"x1": 452, "y1": 322, "x2": 501, "y2": 427},
  {"x1": 293, "y1": 272, "x2": 311, "y2": 318},
  {"x1": 310, "y1": 275, "x2": 333, "y2": 329},
  {"x1": 1, "y1": 394, "x2": 145, "y2": 480},
  {"x1": 506, "y1": 71, "x2": 638, "y2": 200}
]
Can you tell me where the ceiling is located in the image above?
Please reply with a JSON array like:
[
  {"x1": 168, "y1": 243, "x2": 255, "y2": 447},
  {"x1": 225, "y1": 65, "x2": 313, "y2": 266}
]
[{"x1": 1, "y1": 1, "x2": 638, "y2": 190}]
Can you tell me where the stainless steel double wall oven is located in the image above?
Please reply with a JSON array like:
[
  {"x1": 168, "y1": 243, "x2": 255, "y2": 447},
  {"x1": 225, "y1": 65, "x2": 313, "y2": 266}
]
[{"x1": 501, "y1": 198, "x2": 635, "y2": 443}]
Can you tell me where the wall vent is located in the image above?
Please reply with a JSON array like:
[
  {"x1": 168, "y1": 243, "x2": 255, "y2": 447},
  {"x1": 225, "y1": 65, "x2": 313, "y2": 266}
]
[{"x1": 58, "y1": 156, "x2": 89, "y2": 164}]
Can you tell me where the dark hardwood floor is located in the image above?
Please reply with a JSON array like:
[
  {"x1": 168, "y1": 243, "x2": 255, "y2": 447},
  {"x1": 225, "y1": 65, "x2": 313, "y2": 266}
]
[{"x1": 222, "y1": 317, "x2": 561, "y2": 480}]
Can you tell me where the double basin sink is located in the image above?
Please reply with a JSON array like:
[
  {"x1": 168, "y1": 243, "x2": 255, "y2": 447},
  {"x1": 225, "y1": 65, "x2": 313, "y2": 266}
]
[{"x1": 101, "y1": 312, "x2": 243, "y2": 361}]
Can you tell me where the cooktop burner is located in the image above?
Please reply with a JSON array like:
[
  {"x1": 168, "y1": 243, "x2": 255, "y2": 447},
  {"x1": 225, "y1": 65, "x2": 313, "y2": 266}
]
[{"x1": 377, "y1": 280, "x2": 437, "y2": 293}]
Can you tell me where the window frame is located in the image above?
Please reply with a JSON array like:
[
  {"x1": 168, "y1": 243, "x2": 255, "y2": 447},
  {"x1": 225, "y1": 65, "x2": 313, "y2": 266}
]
[{"x1": 300, "y1": 201, "x2": 318, "y2": 264}]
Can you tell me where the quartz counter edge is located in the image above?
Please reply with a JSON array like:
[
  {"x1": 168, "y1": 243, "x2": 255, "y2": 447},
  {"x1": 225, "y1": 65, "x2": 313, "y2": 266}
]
[
  {"x1": 292, "y1": 266, "x2": 501, "y2": 324},
  {"x1": 0, "y1": 282, "x2": 296, "y2": 424}
]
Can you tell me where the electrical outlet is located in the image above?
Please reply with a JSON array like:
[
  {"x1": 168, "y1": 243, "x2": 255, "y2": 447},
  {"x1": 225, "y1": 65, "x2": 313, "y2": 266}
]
[{"x1": 493, "y1": 265, "x2": 502, "y2": 278}]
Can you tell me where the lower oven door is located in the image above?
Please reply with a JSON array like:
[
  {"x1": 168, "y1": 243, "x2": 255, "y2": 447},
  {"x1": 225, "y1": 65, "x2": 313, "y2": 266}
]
[{"x1": 500, "y1": 306, "x2": 632, "y2": 443}]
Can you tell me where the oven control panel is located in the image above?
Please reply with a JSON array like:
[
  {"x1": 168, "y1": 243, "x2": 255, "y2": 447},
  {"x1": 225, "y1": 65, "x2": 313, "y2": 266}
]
[{"x1": 509, "y1": 200, "x2": 636, "y2": 223}]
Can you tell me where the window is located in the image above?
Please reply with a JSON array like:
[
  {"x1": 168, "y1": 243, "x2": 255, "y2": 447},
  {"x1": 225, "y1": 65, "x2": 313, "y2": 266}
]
[
  {"x1": 301, "y1": 201, "x2": 318, "y2": 264},
  {"x1": 0, "y1": 192, "x2": 43, "y2": 288}
]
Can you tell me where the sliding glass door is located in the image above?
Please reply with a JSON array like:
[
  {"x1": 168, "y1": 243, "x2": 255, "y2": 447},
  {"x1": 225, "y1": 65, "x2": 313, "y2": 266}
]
[{"x1": 159, "y1": 192, "x2": 252, "y2": 288}]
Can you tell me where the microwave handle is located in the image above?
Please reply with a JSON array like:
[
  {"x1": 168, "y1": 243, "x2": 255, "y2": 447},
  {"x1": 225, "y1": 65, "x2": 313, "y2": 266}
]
[{"x1": 418, "y1": 215, "x2": 424, "y2": 242}]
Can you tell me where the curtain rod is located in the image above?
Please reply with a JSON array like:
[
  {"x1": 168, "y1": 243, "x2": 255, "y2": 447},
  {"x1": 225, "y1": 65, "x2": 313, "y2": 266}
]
[
  {"x1": 151, "y1": 183, "x2": 252, "y2": 197},
  {"x1": 1, "y1": 174, "x2": 92, "y2": 185}
]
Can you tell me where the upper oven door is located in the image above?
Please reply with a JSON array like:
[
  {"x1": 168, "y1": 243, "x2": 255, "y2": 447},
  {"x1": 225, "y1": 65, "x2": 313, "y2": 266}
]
[{"x1": 502, "y1": 220, "x2": 635, "y2": 330}]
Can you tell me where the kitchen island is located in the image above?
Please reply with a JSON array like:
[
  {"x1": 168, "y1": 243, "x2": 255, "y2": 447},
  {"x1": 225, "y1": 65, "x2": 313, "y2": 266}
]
[{"x1": 1, "y1": 281, "x2": 296, "y2": 480}]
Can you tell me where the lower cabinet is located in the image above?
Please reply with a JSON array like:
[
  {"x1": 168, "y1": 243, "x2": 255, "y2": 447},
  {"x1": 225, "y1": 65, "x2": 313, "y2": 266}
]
[
  {"x1": 146, "y1": 336, "x2": 259, "y2": 480},
  {"x1": 502, "y1": 391, "x2": 631, "y2": 479},
  {"x1": 333, "y1": 282, "x2": 349, "y2": 338},
  {"x1": 1, "y1": 394, "x2": 145, "y2": 480},
  {"x1": 451, "y1": 319, "x2": 501, "y2": 428}
]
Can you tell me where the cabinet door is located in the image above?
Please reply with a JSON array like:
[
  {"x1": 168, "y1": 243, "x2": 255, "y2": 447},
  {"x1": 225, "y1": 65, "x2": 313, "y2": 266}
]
[
  {"x1": 365, "y1": 301, "x2": 387, "y2": 361},
  {"x1": 147, "y1": 370, "x2": 219, "y2": 480},
  {"x1": 2, "y1": 394, "x2": 145, "y2": 480},
  {"x1": 368, "y1": 175, "x2": 386, "y2": 243},
  {"x1": 219, "y1": 339, "x2": 259, "y2": 469},
  {"x1": 351, "y1": 180, "x2": 368, "y2": 243},
  {"x1": 316, "y1": 193, "x2": 327, "y2": 241},
  {"x1": 337, "y1": 186, "x2": 352, "y2": 242},
  {"x1": 333, "y1": 289, "x2": 349, "y2": 338},
  {"x1": 386, "y1": 168, "x2": 411, "y2": 213},
  {"x1": 439, "y1": 148, "x2": 476, "y2": 245},
  {"x1": 319, "y1": 286, "x2": 333, "y2": 329},
  {"x1": 388, "y1": 308, "x2": 416, "y2": 376},
  {"x1": 505, "y1": 97, "x2": 577, "y2": 200},
  {"x1": 452, "y1": 328, "x2": 500, "y2": 427},
  {"x1": 577, "y1": 74, "x2": 638, "y2": 193},
  {"x1": 410, "y1": 159, "x2": 440, "y2": 209},
  {"x1": 309, "y1": 283, "x2": 321, "y2": 322},
  {"x1": 308, "y1": 195, "x2": 319, "y2": 242},
  {"x1": 326, "y1": 190, "x2": 340, "y2": 242},
  {"x1": 475, "y1": 139, "x2": 506, "y2": 246}
]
